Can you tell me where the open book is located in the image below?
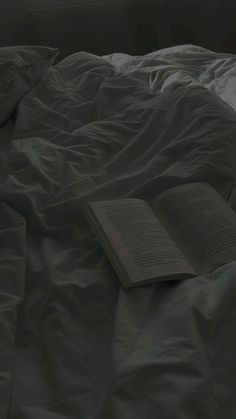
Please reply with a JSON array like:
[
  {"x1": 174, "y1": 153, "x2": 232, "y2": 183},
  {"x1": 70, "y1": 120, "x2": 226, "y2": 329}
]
[{"x1": 85, "y1": 182, "x2": 236, "y2": 289}]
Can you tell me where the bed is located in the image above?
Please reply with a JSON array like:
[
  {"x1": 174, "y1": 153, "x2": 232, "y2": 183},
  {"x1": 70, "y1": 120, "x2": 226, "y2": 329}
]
[{"x1": 1, "y1": 2, "x2": 236, "y2": 419}]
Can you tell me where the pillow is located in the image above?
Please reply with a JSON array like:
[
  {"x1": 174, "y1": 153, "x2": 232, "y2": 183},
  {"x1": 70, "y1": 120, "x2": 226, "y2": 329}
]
[{"x1": 0, "y1": 45, "x2": 60, "y2": 127}]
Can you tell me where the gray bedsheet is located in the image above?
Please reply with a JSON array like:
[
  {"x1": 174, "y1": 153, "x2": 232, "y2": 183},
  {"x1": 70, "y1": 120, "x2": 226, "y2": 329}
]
[{"x1": 1, "y1": 44, "x2": 236, "y2": 419}]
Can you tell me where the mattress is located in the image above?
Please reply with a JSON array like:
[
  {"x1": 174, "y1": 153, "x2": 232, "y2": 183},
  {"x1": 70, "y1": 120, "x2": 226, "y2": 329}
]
[{"x1": 1, "y1": 44, "x2": 236, "y2": 418}]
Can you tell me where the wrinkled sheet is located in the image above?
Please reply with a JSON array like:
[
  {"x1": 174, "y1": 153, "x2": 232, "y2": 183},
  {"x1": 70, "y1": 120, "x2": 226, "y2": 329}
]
[{"x1": 1, "y1": 44, "x2": 236, "y2": 418}]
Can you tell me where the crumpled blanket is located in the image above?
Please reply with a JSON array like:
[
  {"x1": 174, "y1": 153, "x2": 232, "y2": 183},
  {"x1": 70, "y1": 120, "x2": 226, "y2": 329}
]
[{"x1": 1, "y1": 44, "x2": 236, "y2": 419}]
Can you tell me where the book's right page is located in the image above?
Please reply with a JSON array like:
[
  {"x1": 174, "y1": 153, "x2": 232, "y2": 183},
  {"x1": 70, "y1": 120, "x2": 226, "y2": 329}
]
[{"x1": 151, "y1": 182, "x2": 236, "y2": 275}]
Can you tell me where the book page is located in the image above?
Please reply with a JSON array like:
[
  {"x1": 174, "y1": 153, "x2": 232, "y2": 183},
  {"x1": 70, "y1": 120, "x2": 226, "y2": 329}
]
[
  {"x1": 86, "y1": 199, "x2": 195, "y2": 288},
  {"x1": 151, "y1": 182, "x2": 236, "y2": 274}
]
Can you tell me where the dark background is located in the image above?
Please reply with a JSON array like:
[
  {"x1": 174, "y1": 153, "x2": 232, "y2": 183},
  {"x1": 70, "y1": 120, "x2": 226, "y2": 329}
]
[{"x1": 1, "y1": 0, "x2": 236, "y2": 59}]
